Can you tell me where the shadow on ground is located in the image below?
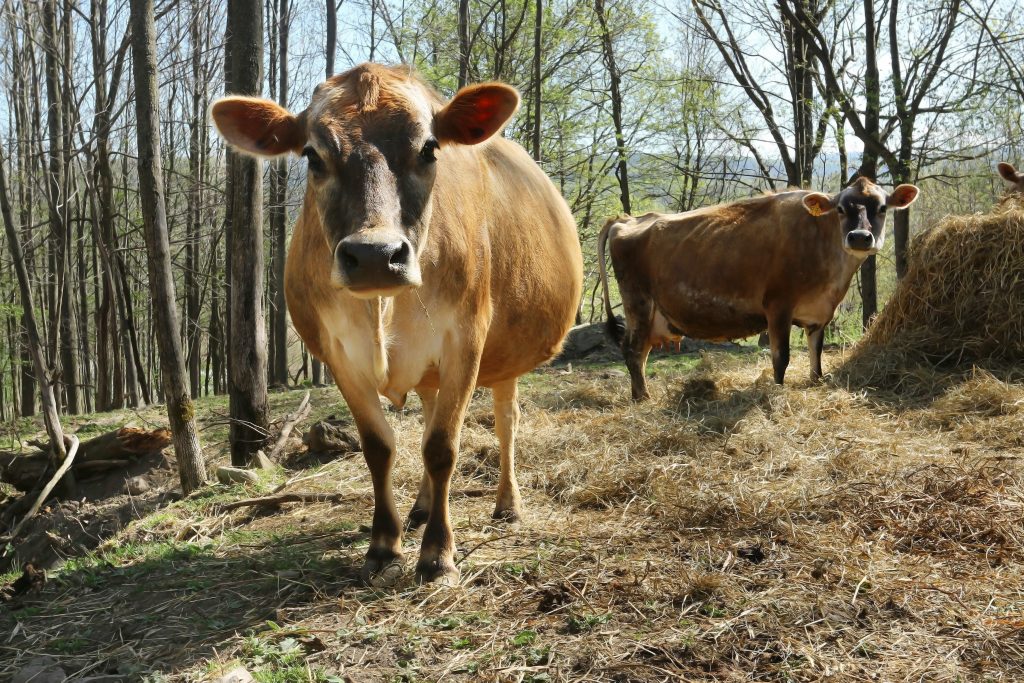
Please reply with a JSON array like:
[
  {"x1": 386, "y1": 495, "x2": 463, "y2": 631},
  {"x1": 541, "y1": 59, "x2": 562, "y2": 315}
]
[{"x1": 0, "y1": 517, "x2": 370, "y2": 680}]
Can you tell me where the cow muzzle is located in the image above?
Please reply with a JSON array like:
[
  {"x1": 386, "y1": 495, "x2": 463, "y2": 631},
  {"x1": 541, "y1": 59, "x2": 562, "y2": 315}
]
[
  {"x1": 844, "y1": 229, "x2": 876, "y2": 255},
  {"x1": 332, "y1": 232, "x2": 422, "y2": 296}
]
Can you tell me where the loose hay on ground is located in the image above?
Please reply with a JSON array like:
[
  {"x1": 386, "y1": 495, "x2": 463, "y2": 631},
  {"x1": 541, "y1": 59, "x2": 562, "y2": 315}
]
[{"x1": 2, "y1": 352, "x2": 1024, "y2": 681}]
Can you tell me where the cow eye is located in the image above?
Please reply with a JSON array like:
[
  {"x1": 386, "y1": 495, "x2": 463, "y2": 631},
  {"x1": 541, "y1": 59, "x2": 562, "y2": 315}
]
[
  {"x1": 303, "y1": 146, "x2": 326, "y2": 176},
  {"x1": 836, "y1": 205, "x2": 846, "y2": 215},
  {"x1": 878, "y1": 206, "x2": 887, "y2": 214},
  {"x1": 419, "y1": 137, "x2": 439, "y2": 163}
]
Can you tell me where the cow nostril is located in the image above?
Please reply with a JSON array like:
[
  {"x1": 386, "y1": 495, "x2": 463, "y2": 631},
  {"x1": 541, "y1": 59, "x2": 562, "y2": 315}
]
[
  {"x1": 389, "y1": 241, "x2": 410, "y2": 267},
  {"x1": 341, "y1": 247, "x2": 359, "y2": 272}
]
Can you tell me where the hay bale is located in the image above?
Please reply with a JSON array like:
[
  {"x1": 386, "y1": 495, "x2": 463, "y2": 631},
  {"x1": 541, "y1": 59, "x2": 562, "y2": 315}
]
[{"x1": 843, "y1": 199, "x2": 1024, "y2": 383}]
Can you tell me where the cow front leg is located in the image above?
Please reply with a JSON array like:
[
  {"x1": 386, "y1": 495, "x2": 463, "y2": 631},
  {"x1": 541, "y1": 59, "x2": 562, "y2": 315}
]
[
  {"x1": 406, "y1": 387, "x2": 437, "y2": 531},
  {"x1": 807, "y1": 325, "x2": 825, "y2": 381},
  {"x1": 416, "y1": 347, "x2": 481, "y2": 585},
  {"x1": 767, "y1": 310, "x2": 793, "y2": 385},
  {"x1": 360, "y1": 428, "x2": 404, "y2": 586},
  {"x1": 491, "y1": 378, "x2": 522, "y2": 522},
  {"x1": 329, "y1": 362, "x2": 405, "y2": 586}
]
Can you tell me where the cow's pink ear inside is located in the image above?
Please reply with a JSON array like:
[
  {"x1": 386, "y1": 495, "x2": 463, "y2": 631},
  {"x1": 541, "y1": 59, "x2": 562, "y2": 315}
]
[
  {"x1": 887, "y1": 184, "x2": 920, "y2": 209},
  {"x1": 802, "y1": 193, "x2": 834, "y2": 217},
  {"x1": 434, "y1": 83, "x2": 520, "y2": 146},
  {"x1": 998, "y1": 162, "x2": 1021, "y2": 184},
  {"x1": 210, "y1": 97, "x2": 305, "y2": 158}
]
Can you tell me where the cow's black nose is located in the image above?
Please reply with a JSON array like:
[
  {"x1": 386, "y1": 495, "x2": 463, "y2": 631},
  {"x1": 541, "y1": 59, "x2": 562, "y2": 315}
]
[
  {"x1": 336, "y1": 235, "x2": 419, "y2": 292},
  {"x1": 845, "y1": 230, "x2": 874, "y2": 252}
]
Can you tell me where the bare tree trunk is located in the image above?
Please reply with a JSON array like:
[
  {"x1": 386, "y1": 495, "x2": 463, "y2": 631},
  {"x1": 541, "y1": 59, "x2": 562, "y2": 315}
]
[
  {"x1": 270, "y1": 0, "x2": 290, "y2": 387},
  {"x1": 595, "y1": 0, "x2": 630, "y2": 213},
  {"x1": 532, "y1": 0, "x2": 542, "y2": 162},
  {"x1": 186, "y1": 0, "x2": 205, "y2": 398},
  {"x1": 458, "y1": 0, "x2": 470, "y2": 88},
  {"x1": 857, "y1": 0, "x2": 880, "y2": 328},
  {"x1": 326, "y1": 0, "x2": 337, "y2": 77},
  {"x1": 313, "y1": 0, "x2": 337, "y2": 388},
  {"x1": 42, "y1": 0, "x2": 80, "y2": 415},
  {"x1": 0, "y1": 143, "x2": 69, "y2": 483},
  {"x1": 225, "y1": 0, "x2": 269, "y2": 465},
  {"x1": 129, "y1": 0, "x2": 207, "y2": 494}
]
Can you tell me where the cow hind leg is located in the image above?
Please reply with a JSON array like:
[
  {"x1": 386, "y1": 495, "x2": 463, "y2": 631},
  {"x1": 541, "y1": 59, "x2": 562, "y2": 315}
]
[
  {"x1": 807, "y1": 325, "x2": 825, "y2": 381},
  {"x1": 767, "y1": 310, "x2": 793, "y2": 385},
  {"x1": 621, "y1": 297, "x2": 655, "y2": 401},
  {"x1": 491, "y1": 378, "x2": 522, "y2": 523},
  {"x1": 406, "y1": 387, "x2": 437, "y2": 531}
]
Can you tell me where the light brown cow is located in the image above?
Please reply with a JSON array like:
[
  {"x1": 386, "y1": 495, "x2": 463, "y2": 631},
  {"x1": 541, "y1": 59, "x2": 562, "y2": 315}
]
[
  {"x1": 599, "y1": 178, "x2": 919, "y2": 399},
  {"x1": 998, "y1": 162, "x2": 1024, "y2": 199},
  {"x1": 211, "y1": 64, "x2": 582, "y2": 585}
]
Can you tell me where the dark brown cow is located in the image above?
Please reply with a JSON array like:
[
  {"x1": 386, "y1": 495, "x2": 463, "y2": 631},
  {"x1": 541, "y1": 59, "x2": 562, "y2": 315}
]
[
  {"x1": 211, "y1": 64, "x2": 582, "y2": 585},
  {"x1": 998, "y1": 162, "x2": 1024, "y2": 199},
  {"x1": 599, "y1": 178, "x2": 919, "y2": 399}
]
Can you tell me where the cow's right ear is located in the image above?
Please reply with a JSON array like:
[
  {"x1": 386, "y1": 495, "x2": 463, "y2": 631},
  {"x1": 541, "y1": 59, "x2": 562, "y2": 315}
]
[
  {"x1": 210, "y1": 97, "x2": 306, "y2": 158},
  {"x1": 998, "y1": 162, "x2": 1021, "y2": 184},
  {"x1": 802, "y1": 192, "x2": 835, "y2": 217}
]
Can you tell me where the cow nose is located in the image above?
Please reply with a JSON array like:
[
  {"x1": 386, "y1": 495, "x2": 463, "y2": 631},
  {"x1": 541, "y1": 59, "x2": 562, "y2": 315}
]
[
  {"x1": 845, "y1": 230, "x2": 874, "y2": 252},
  {"x1": 335, "y1": 235, "x2": 420, "y2": 292}
]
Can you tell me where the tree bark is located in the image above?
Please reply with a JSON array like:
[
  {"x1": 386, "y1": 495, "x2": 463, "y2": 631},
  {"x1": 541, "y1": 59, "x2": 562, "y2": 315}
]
[
  {"x1": 130, "y1": 0, "x2": 207, "y2": 494},
  {"x1": 225, "y1": 0, "x2": 270, "y2": 466}
]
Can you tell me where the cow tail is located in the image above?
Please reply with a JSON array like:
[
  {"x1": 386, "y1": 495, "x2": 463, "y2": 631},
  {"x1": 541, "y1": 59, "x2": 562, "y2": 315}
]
[{"x1": 598, "y1": 216, "x2": 624, "y2": 345}]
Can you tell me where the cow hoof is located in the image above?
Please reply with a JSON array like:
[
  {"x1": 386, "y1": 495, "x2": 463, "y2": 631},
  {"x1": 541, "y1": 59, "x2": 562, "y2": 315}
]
[
  {"x1": 405, "y1": 507, "x2": 429, "y2": 532},
  {"x1": 491, "y1": 506, "x2": 521, "y2": 525},
  {"x1": 415, "y1": 558, "x2": 460, "y2": 586},
  {"x1": 361, "y1": 551, "x2": 405, "y2": 587}
]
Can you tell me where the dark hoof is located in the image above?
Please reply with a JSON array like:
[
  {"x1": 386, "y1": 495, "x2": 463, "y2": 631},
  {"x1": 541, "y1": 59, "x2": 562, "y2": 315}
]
[
  {"x1": 361, "y1": 549, "x2": 404, "y2": 587},
  {"x1": 491, "y1": 506, "x2": 522, "y2": 524},
  {"x1": 415, "y1": 558, "x2": 459, "y2": 586},
  {"x1": 405, "y1": 507, "x2": 429, "y2": 532}
]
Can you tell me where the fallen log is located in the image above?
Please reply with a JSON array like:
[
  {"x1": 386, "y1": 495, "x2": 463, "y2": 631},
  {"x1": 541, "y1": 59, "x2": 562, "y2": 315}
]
[
  {"x1": 4, "y1": 436, "x2": 80, "y2": 541},
  {"x1": 268, "y1": 391, "x2": 311, "y2": 460},
  {"x1": 0, "y1": 427, "x2": 172, "y2": 492}
]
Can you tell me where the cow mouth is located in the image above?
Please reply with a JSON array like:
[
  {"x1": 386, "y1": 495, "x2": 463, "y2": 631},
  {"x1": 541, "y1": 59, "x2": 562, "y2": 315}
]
[
  {"x1": 343, "y1": 282, "x2": 421, "y2": 299},
  {"x1": 843, "y1": 245, "x2": 879, "y2": 257}
]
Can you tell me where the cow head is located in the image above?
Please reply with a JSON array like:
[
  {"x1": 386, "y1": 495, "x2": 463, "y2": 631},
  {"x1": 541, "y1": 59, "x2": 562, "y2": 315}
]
[
  {"x1": 998, "y1": 162, "x2": 1024, "y2": 197},
  {"x1": 801, "y1": 177, "x2": 919, "y2": 257},
  {"x1": 210, "y1": 64, "x2": 520, "y2": 298}
]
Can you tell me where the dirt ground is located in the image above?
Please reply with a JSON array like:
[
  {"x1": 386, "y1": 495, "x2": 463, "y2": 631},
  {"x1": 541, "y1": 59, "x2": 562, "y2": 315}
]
[{"x1": 1, "y1": 347, "x2": 1022, "y2": 682}]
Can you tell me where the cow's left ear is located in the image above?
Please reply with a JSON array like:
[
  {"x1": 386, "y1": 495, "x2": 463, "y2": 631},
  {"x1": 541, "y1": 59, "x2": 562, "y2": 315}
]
[
  {"x1": 434, "y1": 83, "x2": 520, "y2": 146},
  {"x1": 802, "y1": 192, "x2": 835, "y2": 217},
  {"x1": 886, "y1": 184, "x2": 920, "y2": 209}
]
